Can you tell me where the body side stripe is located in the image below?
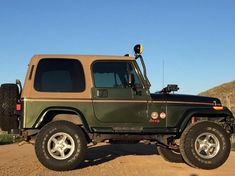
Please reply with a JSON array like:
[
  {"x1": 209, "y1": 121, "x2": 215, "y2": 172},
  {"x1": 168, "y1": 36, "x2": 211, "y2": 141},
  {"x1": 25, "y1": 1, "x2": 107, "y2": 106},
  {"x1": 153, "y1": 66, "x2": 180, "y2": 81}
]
[
  {"x1": 24, "y1": 98, "x2": 213, "y2": 105},
  {"x1": 152, "y1": 100, "x2": 214, "y2": 105}
]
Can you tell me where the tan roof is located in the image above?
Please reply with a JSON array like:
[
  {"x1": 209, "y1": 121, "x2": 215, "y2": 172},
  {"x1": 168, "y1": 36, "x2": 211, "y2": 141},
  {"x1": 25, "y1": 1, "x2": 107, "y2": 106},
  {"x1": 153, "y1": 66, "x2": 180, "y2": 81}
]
[
  {"x1": 31, "y1": 54, "x2": 135, "y2": 62},
  {"x1": 22, "y1": 54, "x2": 136, "y2": 99}
]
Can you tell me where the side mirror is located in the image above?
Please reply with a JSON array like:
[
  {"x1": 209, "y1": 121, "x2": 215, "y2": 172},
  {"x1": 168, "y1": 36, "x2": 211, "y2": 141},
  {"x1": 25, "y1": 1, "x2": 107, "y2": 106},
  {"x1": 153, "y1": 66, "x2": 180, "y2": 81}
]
[
  {"x1": 134, "y1": 44, "x2": 143, "y2": 55},
  {"x1": 128, "y1": 73, "x2": 135, "y2": 87}
]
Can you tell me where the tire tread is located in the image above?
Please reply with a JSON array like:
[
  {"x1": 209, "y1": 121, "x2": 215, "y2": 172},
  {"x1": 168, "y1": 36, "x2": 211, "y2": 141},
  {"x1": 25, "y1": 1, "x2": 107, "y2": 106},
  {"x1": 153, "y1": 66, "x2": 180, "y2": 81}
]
[
  {"x1": 180, "y1": 121, "x2": 231, "y2": 169},
  {"x1": 35, "y1": 121, "x2": 87, "y2": 171}
]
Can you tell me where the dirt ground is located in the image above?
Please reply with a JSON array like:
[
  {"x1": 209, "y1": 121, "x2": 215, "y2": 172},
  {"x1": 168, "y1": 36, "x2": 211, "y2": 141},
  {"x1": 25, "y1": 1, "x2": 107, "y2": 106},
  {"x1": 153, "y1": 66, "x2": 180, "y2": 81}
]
[{"x1": 0, "y1": 143, "x2": 234, "y2": 176}]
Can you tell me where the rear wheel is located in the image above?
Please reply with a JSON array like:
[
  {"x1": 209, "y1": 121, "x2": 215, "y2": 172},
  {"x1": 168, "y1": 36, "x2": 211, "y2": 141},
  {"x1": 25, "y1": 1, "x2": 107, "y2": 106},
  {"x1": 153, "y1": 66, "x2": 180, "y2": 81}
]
[
  {"x1": 157, "y1": 146, "x2": 184, "y2": 163},
  {"x1": 180, "y1": 121, "x2": 231, "y2": 169},
  {"x1": 35, "y1": 121, "x2": 87, "y2": 171}
]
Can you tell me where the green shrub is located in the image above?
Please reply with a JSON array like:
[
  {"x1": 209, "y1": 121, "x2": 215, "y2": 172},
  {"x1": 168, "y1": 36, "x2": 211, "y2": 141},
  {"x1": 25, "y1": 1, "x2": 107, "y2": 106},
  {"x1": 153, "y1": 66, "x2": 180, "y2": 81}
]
[{"x1": 0, "y1": 133, "x2": 22, "y2": 145}]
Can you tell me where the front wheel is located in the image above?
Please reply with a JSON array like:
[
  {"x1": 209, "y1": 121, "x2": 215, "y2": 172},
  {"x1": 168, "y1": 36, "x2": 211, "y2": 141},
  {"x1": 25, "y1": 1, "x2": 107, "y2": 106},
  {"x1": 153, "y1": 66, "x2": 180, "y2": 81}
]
[
  {"x1": 180, "y1": 121, "x2": 231, "y2": 169},
  {"x1": 35, "y1": 121, "x2": 87, "y2": 171}
]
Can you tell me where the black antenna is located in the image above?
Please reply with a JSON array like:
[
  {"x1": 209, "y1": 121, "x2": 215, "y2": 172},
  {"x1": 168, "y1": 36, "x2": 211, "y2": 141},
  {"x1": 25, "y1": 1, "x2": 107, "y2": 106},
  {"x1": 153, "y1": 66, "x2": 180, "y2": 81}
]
[{"x1": 162, "y1": 59, "x2": 165, "y2": 88}]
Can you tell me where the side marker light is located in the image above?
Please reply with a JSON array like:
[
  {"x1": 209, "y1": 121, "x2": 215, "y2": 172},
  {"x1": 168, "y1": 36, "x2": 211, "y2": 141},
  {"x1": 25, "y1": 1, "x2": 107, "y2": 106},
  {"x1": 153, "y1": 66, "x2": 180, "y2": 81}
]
[{"x1": 213, "y1": 106, "x2": 224, "y2": 110}]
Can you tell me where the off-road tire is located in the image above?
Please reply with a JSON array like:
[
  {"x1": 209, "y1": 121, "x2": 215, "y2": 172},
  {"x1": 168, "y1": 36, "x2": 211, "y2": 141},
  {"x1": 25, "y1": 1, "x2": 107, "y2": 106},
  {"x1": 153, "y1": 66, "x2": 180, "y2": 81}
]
[
  {"x1": 180, "y1": 121, "x2": 231, "y2": 170},
  {"x1": 35, "y1": 121, "x2": 87, "y2": 171},
  {"x1": 157, "y1": 146, "x2": 184, "y2": 163},
  {"x1": 0, "y1": 84, "x2": 19, "y2": 116}
]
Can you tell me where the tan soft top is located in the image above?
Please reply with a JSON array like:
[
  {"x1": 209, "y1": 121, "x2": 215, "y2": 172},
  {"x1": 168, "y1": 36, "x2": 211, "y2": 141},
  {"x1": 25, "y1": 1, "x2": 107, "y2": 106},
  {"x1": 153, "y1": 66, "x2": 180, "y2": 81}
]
[
  {"x1": 31, "y1": 54, "x2": 135, "y2": 63},
  {"x1": 22, "y1": 54, "x2": 135, "y2": 99}
]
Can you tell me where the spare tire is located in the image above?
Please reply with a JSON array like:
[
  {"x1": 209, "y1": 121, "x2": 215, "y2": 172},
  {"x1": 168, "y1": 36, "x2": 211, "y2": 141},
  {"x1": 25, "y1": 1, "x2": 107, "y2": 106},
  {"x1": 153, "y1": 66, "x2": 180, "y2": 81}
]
[
  {"x1": 1, "y1": 115, "x2": 10, "y2": 131},
  {"x1": 1, "y1": 84, "x2": 19, "y2": 116},
  {"x1": 0, "y1": 84, "x2": 19, "y2": 132},
  {"x1": 1, "y1": 115, "x2": 18, "y2": 132}
]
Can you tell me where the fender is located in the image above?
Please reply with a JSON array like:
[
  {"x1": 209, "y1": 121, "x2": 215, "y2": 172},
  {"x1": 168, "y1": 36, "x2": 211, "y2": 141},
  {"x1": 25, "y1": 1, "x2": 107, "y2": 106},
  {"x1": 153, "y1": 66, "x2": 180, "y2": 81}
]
[
  {"x1": 32, "y1": 106, "x2": 90, "y2": 132},
  {"x1": 178, "y1": 107, "x2": 234, "y2": 133}
]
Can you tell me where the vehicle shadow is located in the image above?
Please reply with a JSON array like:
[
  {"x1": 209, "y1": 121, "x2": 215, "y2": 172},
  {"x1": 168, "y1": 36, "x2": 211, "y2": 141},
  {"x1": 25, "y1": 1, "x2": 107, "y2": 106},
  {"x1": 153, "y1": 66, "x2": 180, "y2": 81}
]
[{"x1": 80, "y1": 143, "x2": 159, "y2": 169}]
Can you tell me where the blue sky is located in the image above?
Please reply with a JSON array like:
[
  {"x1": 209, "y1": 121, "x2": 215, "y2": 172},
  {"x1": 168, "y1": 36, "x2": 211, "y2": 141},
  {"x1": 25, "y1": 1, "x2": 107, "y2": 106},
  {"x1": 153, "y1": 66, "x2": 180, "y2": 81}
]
[{"x1": 0, "y1": 0, "x2": 235, "y2": 94}]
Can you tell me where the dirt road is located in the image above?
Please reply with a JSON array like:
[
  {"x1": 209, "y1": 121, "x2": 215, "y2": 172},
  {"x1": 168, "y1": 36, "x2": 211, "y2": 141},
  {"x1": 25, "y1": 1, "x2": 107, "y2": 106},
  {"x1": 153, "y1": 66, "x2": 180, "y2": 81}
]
[{"x1": 0, "y1": 143, "x2": 234, "y2": 176}]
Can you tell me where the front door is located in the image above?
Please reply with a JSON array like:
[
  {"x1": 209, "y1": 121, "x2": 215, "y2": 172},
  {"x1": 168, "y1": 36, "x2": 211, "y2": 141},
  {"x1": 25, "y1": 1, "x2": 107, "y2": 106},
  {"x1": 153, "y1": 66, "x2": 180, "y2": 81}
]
[{"x1": 91, "y1": 61, "x2": 148, "y2": 128}]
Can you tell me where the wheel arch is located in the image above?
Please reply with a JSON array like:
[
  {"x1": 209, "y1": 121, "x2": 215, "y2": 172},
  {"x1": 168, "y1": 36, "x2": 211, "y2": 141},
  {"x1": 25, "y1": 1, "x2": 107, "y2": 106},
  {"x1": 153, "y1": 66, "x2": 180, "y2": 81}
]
[
  {"x1": 33, "y1": 107, "x2": 90, "y2": 132},
  {"x1": 178, "y1": 107, "x2": 234, "y2": 134}
]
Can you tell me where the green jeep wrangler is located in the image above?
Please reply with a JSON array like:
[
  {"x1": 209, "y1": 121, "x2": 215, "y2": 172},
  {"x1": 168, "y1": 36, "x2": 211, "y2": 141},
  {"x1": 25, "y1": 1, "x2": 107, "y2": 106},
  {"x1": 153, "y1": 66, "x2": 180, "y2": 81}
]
[{"x1": 0, "y1": 45, "x2": 234, "y2": 171}]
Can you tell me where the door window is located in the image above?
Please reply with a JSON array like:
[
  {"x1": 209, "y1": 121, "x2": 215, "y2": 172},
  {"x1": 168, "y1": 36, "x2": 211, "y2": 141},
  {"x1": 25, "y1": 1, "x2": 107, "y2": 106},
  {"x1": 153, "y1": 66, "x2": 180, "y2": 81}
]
[{"x1": 92, "y1": 61, "x2": 141, "y2": 88}]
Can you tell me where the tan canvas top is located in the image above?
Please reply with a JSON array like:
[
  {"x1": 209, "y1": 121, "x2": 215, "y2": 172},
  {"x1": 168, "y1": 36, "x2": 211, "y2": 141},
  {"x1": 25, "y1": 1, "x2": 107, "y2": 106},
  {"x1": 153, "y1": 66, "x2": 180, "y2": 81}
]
[
  {"x1": 32, "y1": 54, "x2": 135, "y2": 62},
  {"x1": 22, "y1": 54, "x2": 135, "y2": 99}
]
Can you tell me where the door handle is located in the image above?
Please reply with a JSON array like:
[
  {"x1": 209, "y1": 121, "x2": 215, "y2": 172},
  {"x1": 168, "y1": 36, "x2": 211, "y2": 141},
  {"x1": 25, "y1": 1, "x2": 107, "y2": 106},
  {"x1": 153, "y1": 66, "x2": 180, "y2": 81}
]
[{"x1": 97, "y1": 89, "x2": 108, "y2": 98}]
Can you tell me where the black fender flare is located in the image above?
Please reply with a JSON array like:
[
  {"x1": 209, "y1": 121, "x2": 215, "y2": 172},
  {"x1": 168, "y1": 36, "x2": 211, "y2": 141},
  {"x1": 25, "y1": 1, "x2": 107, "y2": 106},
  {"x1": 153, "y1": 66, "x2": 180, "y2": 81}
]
[
  {"x1": 178, "y1": 107, "x2": 233, "y2": 133},
  {"x1": 32, "y1": 106, "x2": 90, "y2": 132}
]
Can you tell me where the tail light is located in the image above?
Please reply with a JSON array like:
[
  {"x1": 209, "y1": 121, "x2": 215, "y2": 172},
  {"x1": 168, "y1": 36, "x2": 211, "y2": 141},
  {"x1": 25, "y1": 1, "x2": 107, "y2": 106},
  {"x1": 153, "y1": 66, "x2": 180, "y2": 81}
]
[
  {"x1": 16, "y1": 98, "x2": 24, "y2": 111},
  {"x1": 16, "y1": 104, "x2": 22, "y2": 111}
]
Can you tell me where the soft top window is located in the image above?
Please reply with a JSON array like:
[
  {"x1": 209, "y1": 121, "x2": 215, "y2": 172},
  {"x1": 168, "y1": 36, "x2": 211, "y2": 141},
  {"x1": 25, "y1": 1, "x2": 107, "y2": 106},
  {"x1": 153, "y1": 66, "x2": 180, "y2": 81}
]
[{"x1": 34, "y1": 59, "x2": 85, "y2": 92}]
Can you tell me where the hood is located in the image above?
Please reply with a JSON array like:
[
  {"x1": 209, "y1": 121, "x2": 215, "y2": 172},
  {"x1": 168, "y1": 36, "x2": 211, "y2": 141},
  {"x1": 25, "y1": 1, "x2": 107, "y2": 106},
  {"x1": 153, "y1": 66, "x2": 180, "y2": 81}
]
[{"x1": 150, "y1": 93, "x2": 222, "y2": 106}]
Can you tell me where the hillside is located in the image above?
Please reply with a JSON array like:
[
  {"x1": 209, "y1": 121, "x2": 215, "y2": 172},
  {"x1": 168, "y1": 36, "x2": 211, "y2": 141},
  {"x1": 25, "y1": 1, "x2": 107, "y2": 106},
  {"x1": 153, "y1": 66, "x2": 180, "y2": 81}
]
[{"x1": 199, "y1": 80, "x2": 235, "y2": 115}]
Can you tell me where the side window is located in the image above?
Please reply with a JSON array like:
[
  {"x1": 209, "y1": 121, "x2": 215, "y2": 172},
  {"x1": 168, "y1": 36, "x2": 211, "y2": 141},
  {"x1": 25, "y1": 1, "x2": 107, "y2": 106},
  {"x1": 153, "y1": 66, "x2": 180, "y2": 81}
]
[
  {"x1": 34, "y1": 59, "x2": 85, "y2": 92},
  {"x1": 92, "y1": 61, "x2": 141, "y2": 88}
]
